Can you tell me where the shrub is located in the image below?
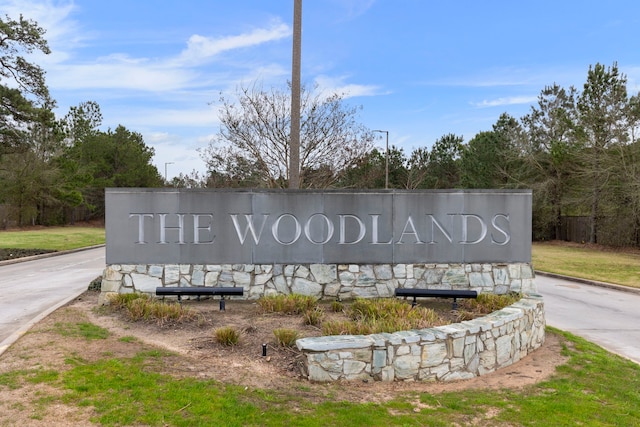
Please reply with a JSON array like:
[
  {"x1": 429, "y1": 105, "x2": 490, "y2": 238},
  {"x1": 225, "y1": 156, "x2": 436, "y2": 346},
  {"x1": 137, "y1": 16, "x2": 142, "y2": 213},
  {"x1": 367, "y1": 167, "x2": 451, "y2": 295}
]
[
  {"x1": 87, "y1": 276, "x2": 102, "y2": 291},
  {"x1": 273, "y1": 328, "x2": 299, "y2": 347},
  {"x1": 214, "y1": 326, "x2": 240, "y2": 346}
]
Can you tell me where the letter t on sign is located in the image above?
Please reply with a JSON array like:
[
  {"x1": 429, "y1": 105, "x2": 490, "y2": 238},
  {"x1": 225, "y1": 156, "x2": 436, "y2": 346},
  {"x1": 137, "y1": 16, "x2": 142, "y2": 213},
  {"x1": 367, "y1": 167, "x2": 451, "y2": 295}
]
[{"x1": 129, "y1": 213, "x2": 154, "y2": 244}]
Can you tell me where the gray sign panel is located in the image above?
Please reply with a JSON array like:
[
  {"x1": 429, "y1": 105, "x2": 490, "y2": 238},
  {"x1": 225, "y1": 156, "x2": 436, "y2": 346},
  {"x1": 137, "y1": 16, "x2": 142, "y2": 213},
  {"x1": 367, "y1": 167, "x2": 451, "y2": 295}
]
[{"x1": 105, "y1": 189, "x2": 532, "y2": 264}]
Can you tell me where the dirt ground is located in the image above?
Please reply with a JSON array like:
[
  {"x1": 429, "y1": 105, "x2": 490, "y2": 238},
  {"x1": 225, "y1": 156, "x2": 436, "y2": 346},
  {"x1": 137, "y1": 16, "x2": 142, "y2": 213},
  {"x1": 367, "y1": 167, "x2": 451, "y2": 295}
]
[{"x1": 0, "y1": 289, "x2": 569, "y2": 426}]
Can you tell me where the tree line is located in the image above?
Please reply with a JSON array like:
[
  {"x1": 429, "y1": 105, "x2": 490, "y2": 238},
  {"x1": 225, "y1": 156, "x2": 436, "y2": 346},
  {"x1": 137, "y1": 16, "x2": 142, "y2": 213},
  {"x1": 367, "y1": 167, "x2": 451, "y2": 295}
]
[
  {"x1": 0, "y1": 15, "x2": 163, "y2": 227},
  {"x1": 192, "y1": 63, "x2": 640, "y2": 247},
  {"x1": 4, "y1": 13, "x2": 640, "y2": 247}
]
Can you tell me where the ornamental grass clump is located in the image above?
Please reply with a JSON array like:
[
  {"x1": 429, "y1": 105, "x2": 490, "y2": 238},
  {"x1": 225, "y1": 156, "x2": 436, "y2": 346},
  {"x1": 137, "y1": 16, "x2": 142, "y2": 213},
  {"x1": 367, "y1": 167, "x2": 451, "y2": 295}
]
[
  {"x1": 456, "y1": 292, "x2": 522, "y2": 321},
  {"x1": 303, "y1": 307, "x2": 325, "y2": 326},
  {"x1": 322, "y1": 298, "x2": 445, "y2": 335},
  {"x1": 330, "y1": 300, "x2": 344, "y2": 313},
  {"x1": 107, "y1": 293, "x2": 199, "y2": 325},
  {"x1": 273, "y1": 328, "x2": 299, "y2": 347},
  {"x1": 257, "y1": 294, "x2": 317, "y2": 314},
  {"x1": 214, "y1": 326, "x2": 240, "y2": 346}
]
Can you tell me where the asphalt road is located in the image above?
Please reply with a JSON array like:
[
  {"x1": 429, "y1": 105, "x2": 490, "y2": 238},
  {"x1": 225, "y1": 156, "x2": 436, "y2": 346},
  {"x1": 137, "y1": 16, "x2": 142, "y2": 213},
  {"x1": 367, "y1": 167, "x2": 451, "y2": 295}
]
[
  {"x1": 0, "y1": 247, "x2": 105, "y2": 355},
  {"x1": 536, "y1": 273, "x2": 640, "y2": 364}
]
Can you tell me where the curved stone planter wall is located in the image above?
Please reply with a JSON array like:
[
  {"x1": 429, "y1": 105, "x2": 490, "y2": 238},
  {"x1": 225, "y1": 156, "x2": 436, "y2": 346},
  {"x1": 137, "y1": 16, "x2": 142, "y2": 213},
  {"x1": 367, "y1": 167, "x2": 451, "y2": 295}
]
[
  {"x1": 99, "y1": 262, "x2": 535, "y2": 304},
  {"x1": 296, "y1": 294, "x2": 545, "y2": 382}
]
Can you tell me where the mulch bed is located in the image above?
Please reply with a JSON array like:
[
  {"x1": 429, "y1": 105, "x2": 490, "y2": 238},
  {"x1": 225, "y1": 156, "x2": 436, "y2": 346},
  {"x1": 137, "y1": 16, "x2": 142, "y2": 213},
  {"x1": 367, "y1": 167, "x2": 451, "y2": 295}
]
[{"x1": 0, "y1": 248, "x2": 57, "y2": 261}]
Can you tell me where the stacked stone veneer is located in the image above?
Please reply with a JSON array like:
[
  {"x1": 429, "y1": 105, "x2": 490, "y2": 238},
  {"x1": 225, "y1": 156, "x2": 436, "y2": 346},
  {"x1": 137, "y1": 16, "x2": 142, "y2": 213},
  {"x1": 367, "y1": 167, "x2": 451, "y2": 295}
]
[
  {"x1": 100, "y1": 262, "x2": 535, "y2": 304},
  {"x1": 297, "y1": 294, "x2": 545, "y2": 382}
]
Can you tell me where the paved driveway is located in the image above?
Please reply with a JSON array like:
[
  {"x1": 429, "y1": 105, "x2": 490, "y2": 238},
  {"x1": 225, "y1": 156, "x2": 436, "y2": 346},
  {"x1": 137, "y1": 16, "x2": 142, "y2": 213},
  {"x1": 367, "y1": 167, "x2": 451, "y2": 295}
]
[
  {"x1": 0, "y1": 247, "x2": 105, "y2": 355},
  {"x1": 536, "y1": 273, "x2": 640, "y2": 364}
]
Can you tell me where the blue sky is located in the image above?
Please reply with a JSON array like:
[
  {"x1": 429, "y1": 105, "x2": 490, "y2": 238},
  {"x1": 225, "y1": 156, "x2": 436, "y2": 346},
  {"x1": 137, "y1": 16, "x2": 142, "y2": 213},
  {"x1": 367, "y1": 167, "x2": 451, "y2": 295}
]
[{"x1": 6, "y1": 0, "x2": 640, "y2": 179}]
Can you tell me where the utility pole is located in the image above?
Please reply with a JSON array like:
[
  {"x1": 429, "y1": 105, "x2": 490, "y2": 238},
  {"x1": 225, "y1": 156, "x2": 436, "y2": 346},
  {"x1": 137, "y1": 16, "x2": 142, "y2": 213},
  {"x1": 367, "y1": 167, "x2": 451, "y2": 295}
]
[
  {"x1": 289, "y1": 0, "x2": 302, "y2": 189},
  {"x1": 164, "y1": 162, "x2": 174, "y2": 183}
]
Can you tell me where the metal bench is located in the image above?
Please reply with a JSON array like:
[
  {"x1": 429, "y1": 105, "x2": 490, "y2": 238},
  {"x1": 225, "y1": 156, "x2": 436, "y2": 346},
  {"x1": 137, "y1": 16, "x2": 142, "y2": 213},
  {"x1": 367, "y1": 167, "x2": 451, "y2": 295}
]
[
  {"x1": 395, "y1": 288, "x2": 478, "y2": 309},
  {"x1": 155, "y1": 286, "x2": 244, "y2": 310}
]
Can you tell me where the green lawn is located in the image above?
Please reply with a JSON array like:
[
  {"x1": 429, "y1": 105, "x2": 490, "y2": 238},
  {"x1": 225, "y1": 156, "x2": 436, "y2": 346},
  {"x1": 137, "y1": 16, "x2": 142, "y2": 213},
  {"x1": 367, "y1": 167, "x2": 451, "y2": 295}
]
[
  {"x1": 532, "y1": 242, "x2": 640, "y2": 288},
  {"x1": 0, "y1": 227, "x2": 104, "y2": 251},
  {"x1": 3, "y1": 328, "x2": 639, "y2": 426}
]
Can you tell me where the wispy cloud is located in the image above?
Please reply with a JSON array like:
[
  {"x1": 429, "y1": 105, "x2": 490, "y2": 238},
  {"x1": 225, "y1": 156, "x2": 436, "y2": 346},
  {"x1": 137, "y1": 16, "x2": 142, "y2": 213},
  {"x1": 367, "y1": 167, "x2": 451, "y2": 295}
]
[
  {"x1": 48, "y1": 57, "x2": 199, "y2": 91},
  {"x1": 329, "y1": 0, "x2": 377, "y2": 21},
  {"x1": 472, "y1": 96, "x2": 538, "y2": 108},
  {"x1": 422, "y1": 66, "x2": 586, "y2": 89},
  {"x1": 174, "y1": 20, "x2": 291, "y2": 66},
  {"x1": 314, "y1": 75, "x2": 384, "y2": 99}
]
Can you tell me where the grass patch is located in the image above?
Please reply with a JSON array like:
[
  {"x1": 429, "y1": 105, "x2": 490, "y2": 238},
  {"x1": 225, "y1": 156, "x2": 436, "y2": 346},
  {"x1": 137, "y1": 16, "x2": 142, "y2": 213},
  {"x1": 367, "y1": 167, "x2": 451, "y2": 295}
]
[
  {"x1": 5, "y1": 329, "x2": 640, "y2": 425},
  {"x1": 456, "y1": 292, "x2": 522, "y2": 321},
  {"x1": 257, "y1": 294, "x2": 317, "y2": 314},
  {"x1": 323, "y1": 298, "x2": 445, "y2": 335},
  {"x1": 54, "y1": 322, "x2": 110, "y2": 340},
  {"x1": 214, "y1": 326, "x2": 241, "y2": 346},
  {"x1": 0, "y1": 227, "x2": 104, "y2": 251},
  {"x1": 330, "y1": 300, "x2": 344, "y2": 312},
  {"x1": 107, "y1": 293, "x2": 200, "y2": 325},
  {"x1": 302, "y1": 307, "x2": 325, "y2": 326},
  {"x1": 273, "y1": 328, "x2": 298, "y2": 347},
  {"x1": 532, "y1": 241, "x2": 640, "y2": 288}
]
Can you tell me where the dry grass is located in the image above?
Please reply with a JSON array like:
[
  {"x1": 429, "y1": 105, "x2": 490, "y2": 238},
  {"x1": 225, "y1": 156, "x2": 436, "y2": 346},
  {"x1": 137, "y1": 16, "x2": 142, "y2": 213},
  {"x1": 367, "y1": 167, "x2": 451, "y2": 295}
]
[{"x1": 107, "y1": 293, "x2": 201, "y2": 325}]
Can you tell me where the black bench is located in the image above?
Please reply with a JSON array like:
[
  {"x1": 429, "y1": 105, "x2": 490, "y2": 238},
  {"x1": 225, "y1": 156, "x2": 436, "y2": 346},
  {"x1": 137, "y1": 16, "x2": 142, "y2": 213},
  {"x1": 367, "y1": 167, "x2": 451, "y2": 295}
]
[
  {"x1": 395, "y1": 288, "x2": 478, "y2": 310},
  {"x1": 155, "y1": 286, "x2": 244, "y2": 310}
]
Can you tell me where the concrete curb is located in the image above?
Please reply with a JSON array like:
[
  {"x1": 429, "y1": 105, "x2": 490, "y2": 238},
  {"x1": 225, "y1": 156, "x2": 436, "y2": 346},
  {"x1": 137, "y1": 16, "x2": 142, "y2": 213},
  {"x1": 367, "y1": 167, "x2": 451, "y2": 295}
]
[
  {"x1": 535, "y1": 270, "x2": 640, "y2": 295},
  {"x1": 0, "y1": 244, "x2": 105, "y2": 267}
]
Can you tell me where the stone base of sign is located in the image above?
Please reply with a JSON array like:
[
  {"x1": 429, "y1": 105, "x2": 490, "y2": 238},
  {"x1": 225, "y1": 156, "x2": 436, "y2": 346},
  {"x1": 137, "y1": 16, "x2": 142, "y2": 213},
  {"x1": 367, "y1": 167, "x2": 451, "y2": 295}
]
[
  {"x1": 99, "y1": 262, "x2": 535, "y2": 305},
  {"x1": 296, "y1": 294, "x2": 545, "y2": 382}
]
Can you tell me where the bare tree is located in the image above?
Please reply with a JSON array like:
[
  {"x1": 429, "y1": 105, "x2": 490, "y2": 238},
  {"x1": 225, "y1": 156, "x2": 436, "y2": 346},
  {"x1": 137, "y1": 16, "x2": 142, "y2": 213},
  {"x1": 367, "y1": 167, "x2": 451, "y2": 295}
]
[{"x1": 203, "y1": 83, "x2": 374, "y2": 188}]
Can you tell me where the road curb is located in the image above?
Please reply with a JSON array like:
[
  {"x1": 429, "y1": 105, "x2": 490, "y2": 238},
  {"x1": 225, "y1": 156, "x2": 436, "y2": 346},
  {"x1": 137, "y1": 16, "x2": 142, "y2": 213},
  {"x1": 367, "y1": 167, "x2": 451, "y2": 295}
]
[
  {"x1": 0, "y1": 244, "x2": 105, "y2": 266},
  {"x1": 535, "y1": 270, "x2": 640, "y2": 295}
]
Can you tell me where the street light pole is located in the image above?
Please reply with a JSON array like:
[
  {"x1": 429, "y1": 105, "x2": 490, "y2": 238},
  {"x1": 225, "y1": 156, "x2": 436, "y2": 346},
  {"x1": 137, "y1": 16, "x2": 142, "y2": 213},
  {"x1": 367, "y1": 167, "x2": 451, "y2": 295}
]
[
  {"x1": 289, "y1": 0, "x2": 302, "y2": 189},
  {"x1": 373, "y1": 130, "x2": 389, "y2": 189},
  {"x1": 164, "y1": 162, "x2": 174, "y2": 183}
]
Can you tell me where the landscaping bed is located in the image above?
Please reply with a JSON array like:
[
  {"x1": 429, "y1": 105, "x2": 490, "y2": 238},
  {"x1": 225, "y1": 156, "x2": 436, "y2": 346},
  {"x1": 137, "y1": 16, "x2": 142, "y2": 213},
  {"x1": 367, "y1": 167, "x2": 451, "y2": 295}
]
[{"x1": 0, "y1": 248, "x2": 56, "y2": 261}]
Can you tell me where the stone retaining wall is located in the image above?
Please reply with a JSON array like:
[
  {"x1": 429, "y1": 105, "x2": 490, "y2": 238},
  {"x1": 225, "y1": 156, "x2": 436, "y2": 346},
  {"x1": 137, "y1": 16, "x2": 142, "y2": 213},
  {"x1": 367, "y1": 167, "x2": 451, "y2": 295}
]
[
  {"x1": 99, "y1": 262, "x2": 535, "y2": 304},
  {"x1": 296, "y1": 294, "x2": 545, "y2": 382}
]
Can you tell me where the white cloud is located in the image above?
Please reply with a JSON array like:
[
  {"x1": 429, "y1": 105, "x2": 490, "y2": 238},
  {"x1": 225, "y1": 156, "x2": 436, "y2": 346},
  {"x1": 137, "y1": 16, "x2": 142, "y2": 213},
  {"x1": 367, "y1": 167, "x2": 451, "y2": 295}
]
[
  {"x1": 472, "y1": 96, "x2": 538, "y2": 108},
  {"x1": 175, "y1": 21, "x2": 291, "y2": 66},
  {"x1": 48, "y1": 59, "x2": 200, "y2": 91},
  {"x1": 314, "y1": 75, "x2": 383, "y2": 99},
  {"x1": 144, "y1": 132, "x2": 209, "y2": 177},
  {"x1": 329, "y1": 0, "x2": 377, "y2": 21},
  {"x1": 135, "y1": 108, "x2": 217, "y2": 128}
]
